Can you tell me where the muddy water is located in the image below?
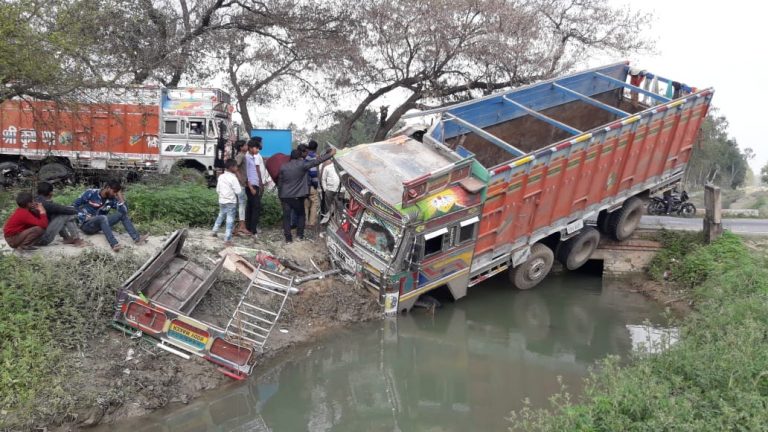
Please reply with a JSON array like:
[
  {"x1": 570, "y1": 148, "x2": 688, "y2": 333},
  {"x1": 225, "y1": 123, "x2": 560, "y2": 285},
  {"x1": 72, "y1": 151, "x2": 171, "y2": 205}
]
[{"x1": 105, "y1": 273, "x2": 671, "y2": 432}]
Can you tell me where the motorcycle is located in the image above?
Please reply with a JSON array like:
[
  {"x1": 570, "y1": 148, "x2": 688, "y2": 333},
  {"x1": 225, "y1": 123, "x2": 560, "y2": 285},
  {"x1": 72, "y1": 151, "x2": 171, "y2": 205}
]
[{"x1": 647, "y1": 190, "x2": 696, "y2": 217}]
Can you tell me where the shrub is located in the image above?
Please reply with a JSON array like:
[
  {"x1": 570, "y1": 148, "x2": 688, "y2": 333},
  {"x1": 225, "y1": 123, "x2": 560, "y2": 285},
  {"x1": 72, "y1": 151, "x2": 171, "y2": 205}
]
[
  {"x1": 0, "y1": 251, "x2": 143, "y2": 426},
  {"x1": 508, "y1": 232, "x2": 768, "y2": 431}
]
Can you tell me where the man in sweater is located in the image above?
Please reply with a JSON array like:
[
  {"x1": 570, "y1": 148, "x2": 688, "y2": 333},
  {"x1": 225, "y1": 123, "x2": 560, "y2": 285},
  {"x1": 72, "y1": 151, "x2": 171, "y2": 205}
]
[
  {"x1": 73, "y1": 179, "x2": 147, "y2": 252},
  {"x1": 35, "y1": 181, "x2": 85, "y2": 247},
  {"x1": 3, "y1": 191, "x2": 48, "y2": 251},
  {"x1": 211, "y1": 159, "x2": 241, "y2": 246},
  {"x1": 278, "y1": 147, "x2": 335, "y2": 242}
]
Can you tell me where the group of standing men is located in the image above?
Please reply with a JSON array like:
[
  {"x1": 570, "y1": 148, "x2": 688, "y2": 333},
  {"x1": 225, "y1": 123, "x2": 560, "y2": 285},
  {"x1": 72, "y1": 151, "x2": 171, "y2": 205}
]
[{"x1": 212, "y1": 137, "x2": 339, "y2": 245}]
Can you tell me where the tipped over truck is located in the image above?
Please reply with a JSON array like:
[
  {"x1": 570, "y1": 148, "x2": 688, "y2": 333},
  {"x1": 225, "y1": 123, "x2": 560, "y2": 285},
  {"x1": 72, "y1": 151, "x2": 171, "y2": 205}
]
[{"x1": 324, "y1": 62, "x2": 713, "y2": 313}]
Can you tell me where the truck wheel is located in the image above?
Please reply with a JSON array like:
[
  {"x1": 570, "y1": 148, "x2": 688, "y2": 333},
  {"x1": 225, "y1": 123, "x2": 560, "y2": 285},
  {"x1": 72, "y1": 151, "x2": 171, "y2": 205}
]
[
  {"x1": 38, "y1": 162, "x2": 73, "y2": 183},
  {"x1": 510, "y1": 243, "x2": 554, "y2": 290},
  {"x1": 556, "y1": 227, "x2": 600, "y2": 271},
  {"x1": 607, "y1": 197, "x2": 643, "y2": 241},
  {"x1": 596, "y1": 211, "x2": 610, "y2": 235}
]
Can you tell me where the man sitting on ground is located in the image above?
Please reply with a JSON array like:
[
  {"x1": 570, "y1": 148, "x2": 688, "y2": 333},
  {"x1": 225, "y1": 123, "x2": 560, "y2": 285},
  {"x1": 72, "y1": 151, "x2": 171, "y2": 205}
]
[
  {"x1": 3, "y1": 191, "x2": 48, "y2": 252},
  {"x1": 35, "y1": 181, "x2": 85, "y2": 247},
  {"x1": 73, "y1": 179, "x2": 148, "y2": 252}
]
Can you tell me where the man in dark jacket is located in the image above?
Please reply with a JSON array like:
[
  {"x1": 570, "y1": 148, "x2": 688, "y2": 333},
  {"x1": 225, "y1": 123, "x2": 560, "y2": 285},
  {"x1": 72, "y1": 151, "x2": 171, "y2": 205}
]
[
  {"x1": 278, "y1": 147, "x2": 335, "y2": 242},
  {"x1": 35, "y1": 181, "x2": 85, "y2": 247}
]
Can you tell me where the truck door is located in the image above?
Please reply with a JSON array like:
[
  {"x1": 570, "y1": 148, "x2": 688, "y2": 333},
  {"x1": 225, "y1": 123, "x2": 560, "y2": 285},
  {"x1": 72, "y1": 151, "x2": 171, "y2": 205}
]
[{"x1": 412, "y1": 216, "x2": 479, "y2": 300}]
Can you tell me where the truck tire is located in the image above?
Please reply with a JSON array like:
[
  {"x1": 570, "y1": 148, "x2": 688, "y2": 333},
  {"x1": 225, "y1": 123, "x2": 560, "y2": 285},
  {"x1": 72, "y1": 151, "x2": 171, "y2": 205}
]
[
  {"x1": 596, "y1": 211, "x2": 610, "y2": 235},
  {"x1": 38, "y1": 162, "x2": 73, "y2": 183},
  {"x1": 607, "y1": 197, "x2": 643, "y2": 241},
  {"x1": 510, "y1": 243, "x2": 554, "y2": 290},
  {"x1": 556, "y1": 226, "x2": 600, "y2": 271}
]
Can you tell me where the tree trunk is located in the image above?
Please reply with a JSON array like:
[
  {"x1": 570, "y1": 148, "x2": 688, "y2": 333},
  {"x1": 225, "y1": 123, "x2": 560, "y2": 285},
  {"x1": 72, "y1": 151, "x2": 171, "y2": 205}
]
[
  {"x1": 239, "y1": 98, "x2": 253, "y2": 132},
  {"x1": 374, "y1": 90, "x2": 422, "y2": 141}
]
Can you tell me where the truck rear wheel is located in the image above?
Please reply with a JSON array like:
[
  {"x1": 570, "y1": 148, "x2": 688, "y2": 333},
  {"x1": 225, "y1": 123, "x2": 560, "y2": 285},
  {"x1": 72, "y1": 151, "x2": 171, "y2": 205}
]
[
  {"x1": 38, "y1": 162, "x2": 73, "y2": 184},
  {"x1": 607, "y1": 197, "x2": 643, "y2": 241},
  {"x1": 556, "y1": 227, "x2": 600, "y2": 271},
  {"x1": 510, "y1": 243, "x2": 554, "y2": 290}
]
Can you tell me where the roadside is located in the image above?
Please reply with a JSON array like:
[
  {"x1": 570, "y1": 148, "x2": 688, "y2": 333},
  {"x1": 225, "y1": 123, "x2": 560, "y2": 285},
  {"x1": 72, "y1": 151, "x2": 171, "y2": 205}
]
[{"x1": 0, "y1": 227, "x2": 381, "y2": 430}]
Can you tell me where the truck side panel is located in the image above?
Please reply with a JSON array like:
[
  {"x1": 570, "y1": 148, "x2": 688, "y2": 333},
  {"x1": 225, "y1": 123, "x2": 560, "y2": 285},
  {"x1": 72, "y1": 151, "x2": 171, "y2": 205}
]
[
  {"x1": 0, "y1": 100, "x2": 160, "y2": 166},
  {"x1": 473, "y1": 92, "x2": 712, "y2": 268}
]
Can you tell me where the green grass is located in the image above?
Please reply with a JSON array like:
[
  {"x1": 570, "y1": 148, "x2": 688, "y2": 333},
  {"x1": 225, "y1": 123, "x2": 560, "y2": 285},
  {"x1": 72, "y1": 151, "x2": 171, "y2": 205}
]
[
  {"x1": 2, "y1": 181, "x2": 283, "y2": 233},
  {"x1": 0, "y1": 250, "x2": 144, "y2": 427},
  {"x1": 508, "y1": 232, "x2": 768, "y2": 431}
]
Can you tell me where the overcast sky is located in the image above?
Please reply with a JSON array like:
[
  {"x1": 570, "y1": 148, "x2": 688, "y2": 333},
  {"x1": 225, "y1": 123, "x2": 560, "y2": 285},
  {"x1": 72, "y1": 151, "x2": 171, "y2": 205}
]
[
  {"x1": 253, "y1": 1, "x2": 765, "y2": 171},
  {"x1": 609, "y1": 0, "x2": 767, "y2": 173}
]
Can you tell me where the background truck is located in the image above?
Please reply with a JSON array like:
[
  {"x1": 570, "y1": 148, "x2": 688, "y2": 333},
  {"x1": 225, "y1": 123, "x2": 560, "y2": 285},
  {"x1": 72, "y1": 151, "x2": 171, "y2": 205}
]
[
  {"x1": 0, "y1": 87, "x2": 236, "y2": 185},
  {"x1": 324, "y1": 62, "x2": 713, "y2": 312}
]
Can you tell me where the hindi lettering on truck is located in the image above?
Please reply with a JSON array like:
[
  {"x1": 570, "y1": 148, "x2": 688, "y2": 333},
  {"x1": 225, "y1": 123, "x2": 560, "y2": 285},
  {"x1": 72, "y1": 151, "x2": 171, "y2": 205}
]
[{"x1": 0, "y1": 87, "x2": 236, "y2": 184}]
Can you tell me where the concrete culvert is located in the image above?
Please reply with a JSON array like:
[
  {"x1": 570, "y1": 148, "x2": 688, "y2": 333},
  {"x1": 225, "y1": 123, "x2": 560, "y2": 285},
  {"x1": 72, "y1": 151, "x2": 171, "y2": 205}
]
[
  {"x1": 607, "y1": 197, "x2": 644, "y2": 241},
  {"x1": 556, "y1": 226, "x2": 601, "y2": 271},
  {"x1": 509, "y1": 243, "x2": 554, "y2": 290}
]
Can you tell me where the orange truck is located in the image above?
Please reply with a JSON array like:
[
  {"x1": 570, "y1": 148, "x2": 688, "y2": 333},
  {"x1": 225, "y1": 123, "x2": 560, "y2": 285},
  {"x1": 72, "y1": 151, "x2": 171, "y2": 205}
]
[
  {"x1": 325, "y1": 62, "x2": 713, "y2": 312},
  {"x1": 0, "y1": 87, "x2": 235, "y2": 183}
]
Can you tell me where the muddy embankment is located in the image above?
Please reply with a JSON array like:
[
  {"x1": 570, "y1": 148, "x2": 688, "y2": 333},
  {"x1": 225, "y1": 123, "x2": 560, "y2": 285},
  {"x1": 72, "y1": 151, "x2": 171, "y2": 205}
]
[{"x1": 6, "y1": 228, "x2": 380, "y2": 431}]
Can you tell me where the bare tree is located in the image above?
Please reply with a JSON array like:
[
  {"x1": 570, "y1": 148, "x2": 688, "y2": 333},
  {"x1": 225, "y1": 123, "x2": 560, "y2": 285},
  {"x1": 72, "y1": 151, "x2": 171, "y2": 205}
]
[
  {"x1": 334, "y1": 0, "x2": 653, "y2": 146},
  {"x1": 220, "y1": 0, "x2": 354, "y2": 131}
]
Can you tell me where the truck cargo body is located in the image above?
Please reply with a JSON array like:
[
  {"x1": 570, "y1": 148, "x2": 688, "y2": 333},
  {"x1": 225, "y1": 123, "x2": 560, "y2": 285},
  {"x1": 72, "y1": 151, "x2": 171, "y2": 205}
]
[
  {"x1": 0, "y1": 87, "x2": 233, "y2": 178},
  {"x1": 325, "y1": 62, "x2": 712, "y2": 312}
]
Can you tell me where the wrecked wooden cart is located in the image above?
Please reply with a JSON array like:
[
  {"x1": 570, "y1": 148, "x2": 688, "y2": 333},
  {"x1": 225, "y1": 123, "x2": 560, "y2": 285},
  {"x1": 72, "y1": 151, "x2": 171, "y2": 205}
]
[{"x1": 112, "y1": 229, "x2": 300, "y2": 379}]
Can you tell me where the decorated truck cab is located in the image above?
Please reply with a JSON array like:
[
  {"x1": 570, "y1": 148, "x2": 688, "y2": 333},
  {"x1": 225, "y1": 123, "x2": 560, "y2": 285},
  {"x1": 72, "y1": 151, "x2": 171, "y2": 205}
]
[{"x1": 325, "y1": 62, "x2": 713, "y2": 313}]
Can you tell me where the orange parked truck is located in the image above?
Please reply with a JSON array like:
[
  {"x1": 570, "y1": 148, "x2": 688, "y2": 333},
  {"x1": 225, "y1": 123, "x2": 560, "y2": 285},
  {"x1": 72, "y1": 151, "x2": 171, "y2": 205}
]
[
  {"x1": 0, "y1": 87, "x2": 235, "y2": 183},
  {"x1": 325, "y1": 62, "x2": 713, "y2": 312}
]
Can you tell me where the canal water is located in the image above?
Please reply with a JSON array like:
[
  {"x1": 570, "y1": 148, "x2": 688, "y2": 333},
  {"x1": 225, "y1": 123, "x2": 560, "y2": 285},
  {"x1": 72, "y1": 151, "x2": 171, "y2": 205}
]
[{"x1": 106, "y1": 272, "x2": 672, "y2": 432}]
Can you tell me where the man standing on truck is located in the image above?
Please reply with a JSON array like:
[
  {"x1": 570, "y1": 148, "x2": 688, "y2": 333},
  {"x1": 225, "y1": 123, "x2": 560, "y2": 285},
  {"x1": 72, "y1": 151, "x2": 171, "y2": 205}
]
[
  {"x1": 3, "y1": 191, "x2": 48, "y2": 252},
  {"x1": 35, "y1": 181, "x2": 85, "y2": 247},
  {"x1": 73, "y1": 180, "x2": 148, "y2": 252},
  {"x1": 278, "y1": 147, "x2": 336, "y2": 242},
  {"x1": 244, "y1": 137, "x2": 264, "y2": 237}
]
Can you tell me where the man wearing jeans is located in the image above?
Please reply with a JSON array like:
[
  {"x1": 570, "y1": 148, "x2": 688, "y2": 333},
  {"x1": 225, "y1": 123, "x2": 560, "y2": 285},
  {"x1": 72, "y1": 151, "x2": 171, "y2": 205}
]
[
  {"x1": 278, "y1": 147, "x2": 336, "y2": 242},
  {"x1": 244, "y1": 137, "x2": 264, "y2": 236},
  {"x1": 73, "y1": 179, "x2": 148, "y2": 252},
  {"x1": 211, "y1": 159, "x2": 241, "y2": 246},
  {"x1": 35, "y1": 181, "x2": 85, "y2": 247}
]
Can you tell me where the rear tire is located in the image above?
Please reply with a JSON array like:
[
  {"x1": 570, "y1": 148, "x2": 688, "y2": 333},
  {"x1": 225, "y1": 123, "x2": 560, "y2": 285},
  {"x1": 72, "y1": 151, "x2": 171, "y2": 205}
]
[
  {"x1": 556, "y1": 227, "x2": 600, "y2": 271},
  {"x1": 607, "y1": 197, "x2": 643, "y2": 241},
  {"x1": 38, "y1": 162, "x2": 73, "y2": 183},
  {"x1": 680, "y1": 203, "x2": 696, "y2": 217},
  {"x1": 510, "y1": 243, "x2": 554, "y2": 290}
]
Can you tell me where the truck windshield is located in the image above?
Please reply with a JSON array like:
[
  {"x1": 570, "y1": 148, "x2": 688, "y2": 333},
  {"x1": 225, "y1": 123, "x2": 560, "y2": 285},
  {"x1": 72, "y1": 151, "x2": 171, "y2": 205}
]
[{"x1": 355, "y1": 210, "x2": 402, "y2": 262}]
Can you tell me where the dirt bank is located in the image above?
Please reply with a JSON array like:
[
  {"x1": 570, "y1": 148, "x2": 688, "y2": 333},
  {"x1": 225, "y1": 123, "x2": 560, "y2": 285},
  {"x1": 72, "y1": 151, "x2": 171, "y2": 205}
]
[{"x1": 3, "y1": 228, "x2": 380, "y2": 431}]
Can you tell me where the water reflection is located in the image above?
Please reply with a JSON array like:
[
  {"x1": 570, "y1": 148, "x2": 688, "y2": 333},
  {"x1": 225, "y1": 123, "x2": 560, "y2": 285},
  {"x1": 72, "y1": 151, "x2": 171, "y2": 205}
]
[{"x1": 105, "y1": 273, "x2": 669, "y2": 432}]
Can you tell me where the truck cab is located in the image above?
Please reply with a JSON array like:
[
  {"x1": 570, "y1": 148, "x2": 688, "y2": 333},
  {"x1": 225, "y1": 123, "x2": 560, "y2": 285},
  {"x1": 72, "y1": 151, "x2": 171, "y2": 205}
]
[
  {"x1": 159, "y1": 88, "x2": 234, "y2": 174},
  {"x1": 325, "y1": 134, "x2": 488, "y2": 312}
]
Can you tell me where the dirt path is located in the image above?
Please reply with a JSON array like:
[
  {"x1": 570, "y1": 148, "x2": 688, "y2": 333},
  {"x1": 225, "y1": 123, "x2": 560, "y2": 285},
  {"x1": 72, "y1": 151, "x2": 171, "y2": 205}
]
[{"x1": 11, "y1": 228, "x2": 382, "y2": 430}]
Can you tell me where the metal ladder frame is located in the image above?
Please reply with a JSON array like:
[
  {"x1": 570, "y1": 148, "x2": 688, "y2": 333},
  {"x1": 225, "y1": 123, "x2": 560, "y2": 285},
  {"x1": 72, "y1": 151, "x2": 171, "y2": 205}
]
[{"x1": 224, "y1": 265, "x2": 294, "y2": 352}]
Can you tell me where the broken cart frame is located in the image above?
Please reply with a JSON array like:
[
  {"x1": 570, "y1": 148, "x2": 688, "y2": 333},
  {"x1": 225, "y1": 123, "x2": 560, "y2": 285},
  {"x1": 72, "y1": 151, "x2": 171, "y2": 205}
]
[{"x1": 112, "y1": 229, "x2": 300, "y2": 379}]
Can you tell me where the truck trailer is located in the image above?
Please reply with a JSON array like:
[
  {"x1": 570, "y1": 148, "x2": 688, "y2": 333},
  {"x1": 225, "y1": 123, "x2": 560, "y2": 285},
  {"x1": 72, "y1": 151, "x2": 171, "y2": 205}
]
[
  {"x1": 0, "y1": 87, "x2": 235, "y2": 184},
  {"x1": 324, "y1": 62, "x2": 713, "y2": 313}
]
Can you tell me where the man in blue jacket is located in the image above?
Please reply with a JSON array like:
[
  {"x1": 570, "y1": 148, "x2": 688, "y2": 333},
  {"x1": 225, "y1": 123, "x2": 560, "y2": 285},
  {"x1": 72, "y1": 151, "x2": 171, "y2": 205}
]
[{"x1": 73, "y1": 179, "x2": 148, "y2": 252}]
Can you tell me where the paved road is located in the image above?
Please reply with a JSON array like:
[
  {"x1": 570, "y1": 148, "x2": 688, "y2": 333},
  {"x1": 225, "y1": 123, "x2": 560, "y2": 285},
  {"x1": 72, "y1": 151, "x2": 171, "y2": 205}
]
[{"x1": 640, "y1": 216, "x2": 768, "y2": 235}]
